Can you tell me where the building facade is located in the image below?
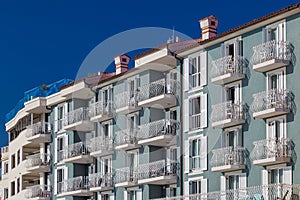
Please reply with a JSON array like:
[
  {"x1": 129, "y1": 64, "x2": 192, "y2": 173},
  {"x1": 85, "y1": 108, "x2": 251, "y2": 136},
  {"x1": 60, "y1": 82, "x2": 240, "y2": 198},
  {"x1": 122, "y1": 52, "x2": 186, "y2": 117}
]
[{"x1": 1, "y1": 3, "x2": 300, "y2": 200}]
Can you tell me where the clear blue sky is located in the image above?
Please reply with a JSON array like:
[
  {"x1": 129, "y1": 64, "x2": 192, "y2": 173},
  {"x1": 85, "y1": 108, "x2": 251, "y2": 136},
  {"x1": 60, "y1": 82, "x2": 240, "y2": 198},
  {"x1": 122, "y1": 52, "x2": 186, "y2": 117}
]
[{"x1": 0, "y1": 0, "x2": 298, "y2": 147}]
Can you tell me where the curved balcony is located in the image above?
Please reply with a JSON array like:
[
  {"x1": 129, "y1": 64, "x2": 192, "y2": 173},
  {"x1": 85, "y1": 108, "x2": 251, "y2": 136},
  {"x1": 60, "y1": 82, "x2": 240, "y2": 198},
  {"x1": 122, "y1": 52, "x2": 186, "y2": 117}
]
[
  {"x1": 89, "y1": 101, "x2": 113, "y2": 122},
  {"x1": 114, "y1": 167, "x2": 138, "y2": 188},
  {"x1": 89, "y1": 172, "x2": 113, "y2": 192},
  {"x1": 115, "y1": 91, "x2": 140, "y2": 114},
  {"x1": 211, "y1": 55, "x2": 245, "y2": 85},
  {"x1": 211, "y1": 146, "x2": 246, "y2": 172},
  {"x1": 251, "y1": 89, "x2": 292, "y2": 119},
  {"x1": 89, "y1": 136, "x2": 114, "y2": 157},
  {"x1": 64, "y1": 107, "x2": 94, "y2": 131},
  {"x1": 26, "y1": 122, "x2": 51, "y2": 144},
  {"x1": 138, "y1": 78, "x2": 177, "y2": 109},
  {"x1": 25, "y1": 153, "x2": 50, "y2": 173},
  {"x1": 137, "y1": 119, "x2": 177, "y2": 146},
  {"x1": 62, "y1": 142, "x2": 92, "y2": 164},
  {"x1": 115, "y1": 129, "x2": 140, "y2": 151},
  {"x1": 137, "y1": 160, "x2": 177, "y2": 185},
  {"x1": 25, "y1": 185, "x2": 51, "y2": 199},
  {"x1": 211, "y1": 101, "x2": 245, "y2": 128},
  {"x1": 57, "y1": 176, "x2": 92, "y2": 197},
  {"x1": 252, "y1": 40, "x2": 291, "y2": 72},
  {"x1": 251, "y1": 138, "x2": 292, "y2": 166}
]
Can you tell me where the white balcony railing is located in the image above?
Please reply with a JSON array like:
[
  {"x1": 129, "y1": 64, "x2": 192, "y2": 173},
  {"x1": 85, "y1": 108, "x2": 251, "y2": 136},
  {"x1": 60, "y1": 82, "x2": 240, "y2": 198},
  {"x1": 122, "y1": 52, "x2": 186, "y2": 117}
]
[
  {"x1": 191, "y1": 113, "x2": 201, "y2": 130},
  {"x1": 114, "y1": 167, "x2": 138, "y2": 184},
  {"x1": 89, "y1": 172, "x2": 113, "y2": 188},
  {"x1": 211, "y1": 101, "x2": 244, "y2": 123},
  {"x1": 25, "y1": 185, "x2": 51, "y2": 199},
  {"x1": 64, "y1": 107, "x2": 90, "y2": 126},
  {"x1": 115, "y1": 91, "x2": 139, "y2": 109},
  {"x1": 58, "y1": 176, "x2": 89, "y2": 194},
  {"x1": 115, "y1": 129, "x2": 138, "y2": 146},
  {"x1": 137, "y1": 160, "x2": 177, "y2": 180},
  {"x1": 138, "y1": 78, "x2": 176, "y2": 102},
  {"x1": 25, "y1": 153, "x2": 50, "y2": 168},
  {"x1": 63, "y1": 142, "x2": 89, "y2": 160},
  {"x1": 252, "y1": 40, "x2": 291, "y2": 65},
  {"x1": 211, "y1": 146, "x2": 246, "y2": 168},
  {"x1": 251, "y1": 89, "x2": 291, "y2": 113},
  {"x1": 26, "y1": 122, "x2": 51, "y2": 138},
  {"x1": 151, "y1": 184, "x2": 300, "y2": 200},
  {"x1": 138, "y1": 119, "x2": 177, "y2": 140},
  {"x1": 212, "y1": 55, "x2": 244, "y2": 78},
  {"x1": 89, "y1": 101, "x2": 113, "y2": 118},
  {"x1": 251, "y1": 138, "x2": 292, "y2": 161},
  {"x1": 89, "y1": 136, "x2": 113, "y2": 153}
]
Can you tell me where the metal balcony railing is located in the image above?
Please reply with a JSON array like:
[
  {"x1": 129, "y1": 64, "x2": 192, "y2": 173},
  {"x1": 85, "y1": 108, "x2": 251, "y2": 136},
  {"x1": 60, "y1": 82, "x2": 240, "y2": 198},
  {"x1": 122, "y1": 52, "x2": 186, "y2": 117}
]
[
  {"x1": 89, "y1": 101, "x2": 113, "y2": 118},
  {"x1": 212, "y1": 55, "x2": 244, "y2": 78},
  {"x1": 138, "y1": 119, "x2": 177, "y2": 140},
  {"x1": 138, "y1": 78, "x2": 176, "y2": 102},
  {"x1": 63, "y1": 142, "x2": 89, "y2": 160},
  {"x1": 115, "y1": 129, "x2": 138, "y2": 146},
  {"x1": 114, "y1": 167, "x2": 138, "y2": 184},
  {"x1": 251, "y1": 138, "x2": 292, "y2": 161},
  {"x1": 251, "y1": 89, "x2": 292, "y2": 113},
  {"x1": 89, "y1": 136, "x2": 113, "y2": 153},
  {"x1": 64, "y1": 107, "x2": 90, "y2": 126},
  {"x1": 25, "y1": 153, "x2": 50, "y2": 168},
  {"x1": 151, "y1": 184, "x2": 300, "y2": 200},
  {"x1": 25, "y1": 185, "x2": 51, "y2": 199},
  {"x1": 137, "y1": 160, "x2": 177, "y2": 180},
  {"x1": 58, "y1": 176, "x2": 89, "y2": 194},
  {"x1": 252, "y1": 40, "x2": 291, "y2": 65},
  {"x1": 211, "y1": 146, "x2": 246, "y2": 168},
  {"x1": 115, "y1": 91, "x2": 139, "y2": 109},
  {"x1": 89, "y1": 172, "x2": 113, "y2": 188},
  {"x1": 26, "y1": 122, "x2": 51, "y2": 138},
  {"x1": 191, "y1": 113, "x2": 201, "y2": 130},
  {"x1": 211, "y1": 101, "x2": 244, "y2": 123}
]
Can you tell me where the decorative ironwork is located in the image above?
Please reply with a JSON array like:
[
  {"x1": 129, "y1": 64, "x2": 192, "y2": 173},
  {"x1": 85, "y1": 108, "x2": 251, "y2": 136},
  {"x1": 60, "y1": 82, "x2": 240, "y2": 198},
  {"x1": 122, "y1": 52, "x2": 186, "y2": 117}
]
[
  {"x1": 115, "y1": 91, "x2": 139, "y2": 109},
  {"x1": 137, "y1": 160, "x2": 177, "y2": 180},
  {"x1": 115, "y1": 129, "x2": 138, "y2": 146},
  {"x1": 63, "y1": 142, "x2": 89, "y2": 160},
  {"x1": 26, "y1": 122, "x2": 51, "y2": 138},
  {"x1": 64, "y1": 107, "x2": 90, "y2": 126},
  {"x1": 89, "y1": 136, "x2": 113, "y2": 153},
  {"x1": 89, "y1": 172, "x2": 113, "y2": 189},
  {"x1": 89, "y1": 101, "x2": 113, "y2": 118},
  {"x1": 212, "y1": 55, "x2": 244, "y2": 78},
  {"x1": 58, "y1": 176, "x2": 89, "y2": 194},
  {"x1": 211, "y1": 101, "x2": 244, "y2": 123},
  {"x1": 25, "y1": 185, "x2": 51, "y2": 199},
  {"x1": 211, "y1": 146, "x2": 246, "y2": 168},
  {"x1": 114, "y1": 167, "x2": 138, "y2": 184},
  {"x1": 25, "y1": 153, "x2": 50, "y2": 168}
]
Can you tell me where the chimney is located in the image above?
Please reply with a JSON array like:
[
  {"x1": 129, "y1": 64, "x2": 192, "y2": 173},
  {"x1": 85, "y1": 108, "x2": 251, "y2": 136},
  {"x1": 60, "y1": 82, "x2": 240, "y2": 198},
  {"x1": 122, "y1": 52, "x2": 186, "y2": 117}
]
[
  {"x1": 199, "y1": 15, "x2": 218, "y2": 40},
  {"x1": 114, "y1": 54, "x2": 130, "y2": 75}
]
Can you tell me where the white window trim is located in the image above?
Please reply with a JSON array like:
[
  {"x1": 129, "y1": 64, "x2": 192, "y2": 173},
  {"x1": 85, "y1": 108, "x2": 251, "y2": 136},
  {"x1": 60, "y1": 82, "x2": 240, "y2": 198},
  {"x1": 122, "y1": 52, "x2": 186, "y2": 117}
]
[
  {"x1": 266, "y1": 68, "x2": 286, "y2": 91},
  {"x1": 55, "y1": 134, "x2": 68, "y2": 164},
  {"x1": 54, "y1": 166, "x2": 68, "y2": 195},
  {"x1": 187, "y1": 51, "x2": 207, "y2": 89},
  {"x1": 266, "y1": 20, "x2": 286, "y2": 41},
  {"x1": 224, "y1": 36, "x2": 242, "y2": 46},
  {"x1": 224, "y1": 80, "x2": 242, "y2": 103},
  {"x1": 266, "y1": 115, "x2": 287, "y2": 139},
  {"x1": 187, "y1": 134, "x2": 207, "y2": 173}
]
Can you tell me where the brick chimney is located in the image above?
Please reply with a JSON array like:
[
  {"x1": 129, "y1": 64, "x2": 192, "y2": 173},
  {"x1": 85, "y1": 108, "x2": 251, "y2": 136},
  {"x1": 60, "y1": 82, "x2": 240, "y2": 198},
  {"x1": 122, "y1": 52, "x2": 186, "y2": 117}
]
[
  {"x1": 114, "y1": 54, "x2": 130, "y2": 75},
  {"x1": 199, "y1": 15, "x2": 218, "y2": 40}
]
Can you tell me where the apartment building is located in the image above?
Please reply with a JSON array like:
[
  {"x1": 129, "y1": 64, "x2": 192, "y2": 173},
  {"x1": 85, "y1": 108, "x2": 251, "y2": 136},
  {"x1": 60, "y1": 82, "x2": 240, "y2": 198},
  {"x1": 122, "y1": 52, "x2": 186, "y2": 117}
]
[{"x1": 1, "y1": 3, "x2": 300, "y2": 200}]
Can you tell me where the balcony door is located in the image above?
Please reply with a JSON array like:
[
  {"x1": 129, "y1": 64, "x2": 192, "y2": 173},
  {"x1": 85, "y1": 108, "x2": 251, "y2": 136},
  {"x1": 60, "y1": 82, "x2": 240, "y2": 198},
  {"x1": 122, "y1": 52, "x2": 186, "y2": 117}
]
[
  {"x1": 224, "y1": 84, "x2": 240, "y2": 104},
  {"x1": 99, "y1": 156, "x2": 112, "y2": 175},
  {"x1": 127, "y1": 151, "x2": 138, "y2": 180},
  {"x1": 267, "y1": 119, "x2": 284, "y2": 139},
  {"x1": 222, "y1": 128, "x2": 242, "y2": 148},
  {"x1": 166, "y1": 70, "x2": 177, "y2": 94},
  {"x1": 127, "y1": 76, "x2": 139, "y2": 100},
  {"x1": 267, "y1": 71, "x2": 284, "y2": 91}
]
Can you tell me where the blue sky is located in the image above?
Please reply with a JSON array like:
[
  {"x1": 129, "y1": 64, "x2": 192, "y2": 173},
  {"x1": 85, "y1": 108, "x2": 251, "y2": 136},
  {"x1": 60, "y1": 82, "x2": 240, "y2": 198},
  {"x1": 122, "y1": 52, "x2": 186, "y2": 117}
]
[{"x1": 0, "y1": 0, "x2": 298, "y2": 147}]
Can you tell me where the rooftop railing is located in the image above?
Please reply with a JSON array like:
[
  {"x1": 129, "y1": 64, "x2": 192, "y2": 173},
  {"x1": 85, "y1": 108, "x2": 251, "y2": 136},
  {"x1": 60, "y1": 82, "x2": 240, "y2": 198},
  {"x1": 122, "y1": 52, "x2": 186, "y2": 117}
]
[
  {"x1": 26, "y1": 122, "x2": 51, "y2": 138},
  {"x1": 138, "y1": 119, "x2": 177, "y2": 140},
  {"x1": 115, "y1": 91, "x2": 139, "y2": 109},
  {"x1": 58, "y1": 176, "x2": 89, "y2": 194},
  {"x1": 89, "y1": 136, "x2": 113, "y2": 153},
  {"x1": 25, "y1": 185, "x2": 51, "y2": 199},
  {"x1": 64, "y1": 107, "x2": 90, "y2": 126},
  {"x1": 89, "y1": 172, "x2": 113, "y2": 188},
  {"x1": 252, "y1": 40, "x2": 291, "y2": 65},
  {"x1": 25, "y1": 153, "x2": 50, "y2": 168},
  {"x1": 212, "y1": 55, "x2": 244, "y2": 78},
  {"x1": 137, "y1": 160, "x2": 177, "y2": 180},
  {"x1": 211, "y1": 146, "x2": 246, "y2": 168},
  {"x1": 89, "y1": 101, "x2": 113, "y2": 118},
  {"x1": 63, "y1": 142, "x2": 89, "y2": 160},
  {"x1": 211, "y1": 101, "x2": 244, "y2": 123},
  {"x1": 251, "y1": 138, "x2": 292, "y2": 161}
]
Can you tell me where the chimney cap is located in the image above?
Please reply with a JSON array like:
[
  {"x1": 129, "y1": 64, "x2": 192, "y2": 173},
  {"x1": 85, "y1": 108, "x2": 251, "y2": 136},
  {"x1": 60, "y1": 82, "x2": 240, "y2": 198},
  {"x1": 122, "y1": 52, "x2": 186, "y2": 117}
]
[{"x1": 114, "y1": 53, "x2": 131, "y2": 59}]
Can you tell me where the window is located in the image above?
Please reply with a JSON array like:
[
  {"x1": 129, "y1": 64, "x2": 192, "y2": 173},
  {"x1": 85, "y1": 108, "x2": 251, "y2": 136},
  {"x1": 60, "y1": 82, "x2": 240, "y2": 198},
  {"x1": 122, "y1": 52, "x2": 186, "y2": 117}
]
[
  {"x1": 184, "y1": 51, "x2": 207, "y2": 91},
  {"x1": 222, "y1": 128, "x2": 242, "y2": 148},
  {"x1": 125, "y1": 189, "x2": 142, "y2": 200},
  {"x1": 128, "y1": 113, "x2": 139, "y2": 132},
  {"x1": 17, "y1": 178, "x2": 20, "y2": 193},
  {"x1": 224, "y1": 83, "x2": 240, "y2": 104},
  {"x1": 262, "y1": 166, "x2": 291, "y2": 185},
  {"x1": 3, "y1": 161, "x2": 8, "y2": 174},
  {"x1": 184, "y1": 178, "x2": 207, "y2": 196},
  {"x1": 221, "y1": 38, "x2": 242, "y2": 59},
  {"x1": 56, "y1": 105, "x2": 64, "y2": 131},
  {"x1": 127, "y1": 151, "x2": 138, "y2": 181},
  {"x1": 11, "y1": 181, "x2": 15, "y2": 196},
  {"x1": 11, "y1": 154, "x2": 15, "y2": 169},
  {"x1": 269, "y1": 168, "x2": 283, "y2": 184},
  {"x1": 3, "y1": 188, "x2": 8, "y2": 199},
  {"x1": 127, "y1": 76, "x2": 139, "y2": 99},
  {"x1": 17, "y1": 150, "x2": 20, "y2": 165},
  {"x1": 184, "y1": 93, "x2": 207, "y2": 132},
  {"x1": 267, "y1": 118, "x2": 284, "y2": 139},
  {"x1": 57, "y1": 137, "x2": 65, "y2": 162},
  {"x1": 184, "y1": 136, "x2": 207, "y2": 173},
  {"x1": 267, "y1": 70, "x2": 284, "y2": 91},
  {"x1": 220, "y1": 174, "x2": 246, "y2": 192},
  {"x1": 228, "y1": 175, "x2": 239, "y2": 190},
  {"x1": 98, "y1": 120, "x2": 112, "y2": 138},
  {"x1": 99, "y1": 156, "x2": 112, "y2": 174},
  {"x1": 189, "y1": 179, "x2": 201, "y2": 195},
  {"x1": 57, "y1": 168, "x2": 64, "y2": 194},
  {"x1": 166, "y1": 70, "x2": 177, "y2": 94},
  {"x1": 263, "y1": 22, "x2": 286, "y2": 43},
  {"x1": 166, "y1": 185, "x2": 177, "y2": 197}
]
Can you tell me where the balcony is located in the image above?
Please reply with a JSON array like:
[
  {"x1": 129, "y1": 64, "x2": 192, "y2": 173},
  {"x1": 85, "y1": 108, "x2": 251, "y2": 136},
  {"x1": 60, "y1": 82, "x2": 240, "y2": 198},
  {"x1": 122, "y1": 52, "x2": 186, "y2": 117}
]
[
  {"x1": 89, "y1": 101, "x2": 113, "y2": 122},
  {"x1": 63, "y1": 107, "x2": 94, "y2": 131},
  {"x1": 251, "y1": 138, "x2": 292, "y2": 166},
  {"x1": 25, "y1": 185, "x2": 51, "y2": 200},
  {"x1": 1, "y1": 146, "x2": 9, "y2": 161},
  {"x1": 89, "y1": 136, "x2": 114, "y2": 157},
  {"x1": 211, "y1": 146, "x2": 246, "y2": 172},
  {"x1": 115, "y1": 129, "x2": 140, "y2": 151},
  {"x1": 151, "y1": 184, "x2": 300, "y2": 200},
  {"x1": 137, "y1": 119, "x2": 177, "y2": 146},
  {"x1": 26, "y1": 122, "x2": 51, "y2": 144},
  {"x1": 138, "y1": 78, "x2": 177, "y2": 109},
  {"x1": 211, "y1": 55, "x2": 245, "y2": 85},
  {"x1": 211, "y1": 101, "x2": 245, "y2": 128},
  {"x1": 58, "y1": 176, "x2": 92, "y2": 197},
  {"x1": 114, "y1": 167, "x2": 138, "y2": 187},
  {"x1": 25, "y1": 153, "x2": 50, "y2": 173},
  {"x1": 251, "y1": 89, "x2": 291, "y2": 119},
  {"x1": 89, "y1": 172, "x2": 113, "y2": 192},
  {"x1": 62, "y1": 142, "x2": 93, "y2": 164},
  {"x1": 115, "y1": 91, "x2": 140, "y2": 114},
  {"x1": 252, "y1": 40, "x2": 291, "y2": 72},
  {"x1": 137, "y1": 160, "x2": 177, "y2": 185}
]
